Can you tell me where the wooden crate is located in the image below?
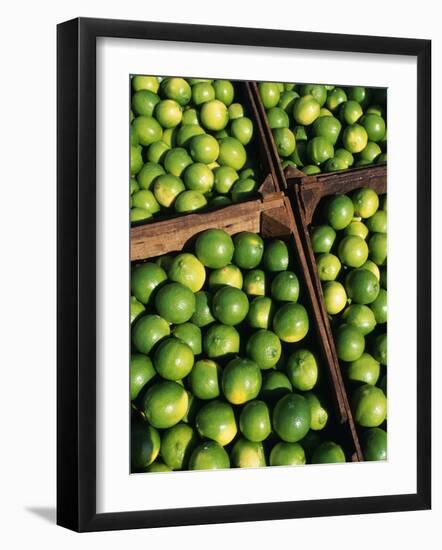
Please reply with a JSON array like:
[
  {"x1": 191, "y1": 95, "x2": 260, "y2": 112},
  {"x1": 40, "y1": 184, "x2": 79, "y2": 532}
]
[
  {"x1": 131, "y1": 81, "x2": 278, "y2": 229},
  {"x1": 131, "y1": 192, "x2": 362, "y2": 462}
]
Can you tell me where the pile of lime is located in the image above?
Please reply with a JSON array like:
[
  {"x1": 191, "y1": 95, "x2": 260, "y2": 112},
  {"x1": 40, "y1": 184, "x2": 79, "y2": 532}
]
[
  {"x1": 130, "y1": 76, "x2": 261, "y2": 223},
  {"x1": 130, "y1": 228, "x2": 348, "y2": 472},
  {"x1": 311, "y1": 188, "x2": 387, "y2": 461},
  {"x1": 258, "y1": 82, "x2": 387, "y2": 175}
]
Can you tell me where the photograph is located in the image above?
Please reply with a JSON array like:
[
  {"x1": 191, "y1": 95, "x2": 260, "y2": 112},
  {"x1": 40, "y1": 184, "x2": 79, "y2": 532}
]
[{"x1": 129, "y1": 76, "x2": 388, "y2": 473}]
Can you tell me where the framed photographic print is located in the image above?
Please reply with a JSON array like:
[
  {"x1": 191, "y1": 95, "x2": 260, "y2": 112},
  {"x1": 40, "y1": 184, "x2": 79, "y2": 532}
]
[{"x1": 57, "y1": 17, "x2": 431, "y2": 532}]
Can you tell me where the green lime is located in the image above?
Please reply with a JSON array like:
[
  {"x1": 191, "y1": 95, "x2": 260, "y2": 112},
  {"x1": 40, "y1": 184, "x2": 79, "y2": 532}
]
[
  {"x1": 212, "y1": 286, "x2": 249, "y2": 325},
  {"x1": 132, "y1": 314, "x2": 170, "y2": 354},
  {"x1": 326, "y1": 87, "x2": 347, "y2": 111},
  {"x1": 213, "y1": 80, "x2": 235, "y2": 106},
  {"x1": 146, "y1": 460, "x2": 171, "y2": 473},
  {"x1": 231, "y1": 117, "x2": 253, "y2": 145},
  {"x1": 182, "y1": 108, "x2": 200, "y2": 125},
  {"x1": 247, "y1": 296, "x2": 275, "y2": 329},
  {"x1": 130, "y1": 177, "x2": 139, "y2": 195},
  {"x1": 132, "y1": 116, "x2": 163, "y2": 146},
  {"x1": 209, "y1": 264, "x2": 243, "y2": 290},
  {"x1": 316, "y1": 253, "x2": 341, "y2": 281},
  {"x1": 342, "y1": 124, "x2": 368, "y2": 153},
  {"x1": 200, "y1": 99, "x2": 229, "y2": 131},
  {"x1": 273, "y1": 128, "x2": 296, "y2": 157},
  {"x1": 368, "y1": 233, "x2": 387, "y2": 265},
  {"x1": 132, "y1": 75, "x2": 159, "y2": 93},
  {"x1": 222, "y1": 357, "x2": 262, "y2": 404},
  {"x1": 352, "y1": 384, "x2": 387, "y2": 427},
  {"x1": 213, "y1": 166, "x2": 239, "y2": 194},
  {"x1": 137, "y1": 162, "x2": 165, "y2": 190},
  {"x1": 334, "y1": 148, "x2": 354, "y2": 166},
  {"x1": 228, "y1": 103, "x2": 244, "y2": 119},
  {"x1": 290, "y1": 141, "x2": 308, "y2": 167},
  {"x1": 172, "y1": 322, "x2": 202, "y2": 355},
  {"x1": 294, "y1": 125, "x2": 308, "y2": 141},
  {"x1": 183, "y1": 163, "x2": 214, "y2": 193},
  {"x1": 132, "y1": 190, "x2": 160, "y2": 214},
  {"x1": 204, "y1": 323, "x2": 240, "y2": 358},
  {"x1": 338, "y1": 235, "x2": 369, "y2": 268},
  {"x1": 131, "y1": 145, "x2": 141, "y2": 174},
  {"x1": 189, "y1": 134, "x2": 220, "y2": 164},
  {"x1": 302, "y1": 165, "x2": 321, "y2": 175},
  {"x1": 162, "y1": 127, "x2": 178, "y2": 147},
  {"x1": 246, "y1": 329, "x2": 282, "y2": 370},
  {"x1": 217, "y1": 137, "x2": 247, "y2": 170},
  {"x1": 286, "y1": 349, "x2": 318, "y2": 391},
  {"x1": 345, "y1": 268, "x2": 380, "y2": 304},
  {"x1": 259, "y1": 82, "x2": 281, "y2": 109},
  {"x1": 147, "y1": 140, "x2": 170, "y2": 164},
  {"x1": 155, "y1": 99, "x2": 182, "y2": 128},
  {"x1": 131, "y1": 262, "x2": 167, "y2": 305},
  {"x1": 271, "y1": 271, "x2": 300, "y2": 302},
  {"x1": 260, "y1": 371, "x2": 292, "y2": 403},
  {"x1": 312, "y1": 116, "x2": 341, "y2": 146},
  {"x1": 307, "y1": 136, "x2": 334, "y2": 165},
  {"x1": 176, "y1": 124, "x2": 205, "y2": 147},
  {"x1": 347, "y1": 86, "x2": 371, "y2": 107},
  {"x1": 273, "y1": 393, "x2": 311, "y2": 442},
  {"x1": 360, "y1": 114, "x2": 386, "y2": 142},
  {"x1": 325, "y1": 195, "x2": 354, "y2": 229},
  {"x1": 131, "y1": 421, "x2": 160, "y2": 470},
  {"x1": 370, "y1": 288, "x2": 387, "y2": 324},
  {"x1": 352, "y1": 188, "x2": 379, "y2": 218},
  {"x1": 130, "y1": 296, "x2": 145, "y2": 324},
  {"x1": 130, "y1": 354, "x2": 156, "y2": 400},
  {"x1": 345, "y1": 221, "x2": 369, "y2": 240},
  {"x1": 195, "y1": 228, "x2": 234, "y2": 268},
  {"x1": 305, "y1": 392, "x2": 328, "y2": 430},
  {"x1": 324, "y1": 157, "x2": 348, "y2": 172},
  {"x1": 372, "y1": 333, "x2": 387, "y2": 365},
  {"x1": 300, "y1": 84, "x2": 327, "y2": 106},
  {"x1": 262, "y1": 239, "x2": 290, "y2": 272},
  {"x1": 160, "y1": 422, "x2": 198, "y2": 470},
  {"x1": 267, "y1": 107, "x2": 290, "y2": 129},
  {"x1": 322, "y1": 281, "x2": 347, "y2": 315},
  {"x1": 312, "y1": 441, "x2": 346, "y2": 464},
  {"x1": 311, "y1": 225, "x2": 336, "y2": 253},
  {"x1": 188, "y1": 359, "x2": 221, "y2": 400},
  {"x1": 169, "y1": 253, "x2": 206, "y2": 298},
  {"x1": 335, "y1": 324, "x2": 365, "y2": 362},
  {"x1": 270, "y1": 442, "x2": 305, "y2": 466},
  {"x1": 231, "y1": 177, "x2": 257, "y2": 202},
  {"x1": 339, "y1": 100, "x2": 363, "y2": 125},
  {"x1": 160, "y1": 77, "x2": 191, "y2": 106},
  {"x1": 132, "y1": 89, "x2": 160, "y2": 117},
  {"x1": 154, "y1": 337, "x2": 194, "y2": 380},
  {"x1": 154, "y1": 282, "x2": 195, "y2": 324},
  {"x1": 239, "y1": 400, "x2": 271, "y2": 442},
  {"x1": 273, "y1": 303, "x2": 309, "y2": 342},
  {"x1": 243, "y1": 269, "x2": 266, "y2": 296},
  {"x1": 346, "y1": 352, "x2": 380, "y2": 385},
  {"x1": 143, "y1": 381, "x2": 188, "y2": 429},
  {"x1": 164, "y1": 147, "x2": 193, "y2": 177},
  {"x1": 233, "y1": 232, "x2": 264, "y2": 269},
  {"x1": 196, "y1": 400, "x2": 237, "y2": 446},
  {"x1": 278, "y1": 90, "x2": 299, "y2": 112},
  {"x1": 319, "y1": 107, "x2": 333, "y2": 117},
  {"x1": 153, "y1": 174, "x2": 185, "y2": 207},
  {"x1": 191, "y1": 291, "x2": 215, "y2": 327},
  {"x1": 231, "y1": 439, "x2": 266, "y2": 468},
  {"x1": 342, "y1": 304, "x2": 376, "y2": 335},
  {"x1": 366, "y1": 210, "x2": 387, "y2": 233},
  {"x1": 365, "y1": 104, "x2": 383, "y2": 117},
  {"x1": 189, "y1": 441, "x2": 230, "y2": 470},
  {"x1": 155, "y1": 254, "x2": 174, "y2": 273},
  {"x1": 362, "y1": 428, "x2": 387, "y2": 461},
  {"x1": 359, "y1": 142, "x2": 382, "y2": 163},
  {"x1": 174, "y1": 190, "x2": 207, "y2": 213},
  {"x1": 293, "y1": 95, "x2": 320, "y2": 125},
  {"x1": 192, "y1": 81, "x2": 215, "y2": 105},
  {"x1": 130, "y1": 207, "x2": 151, "y2": 222}
]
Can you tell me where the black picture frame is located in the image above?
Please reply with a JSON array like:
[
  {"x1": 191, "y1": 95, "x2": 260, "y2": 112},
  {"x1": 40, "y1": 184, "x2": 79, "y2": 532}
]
[{"x1": 57, "y1": 17, "x2": 431, "y2": 532}]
